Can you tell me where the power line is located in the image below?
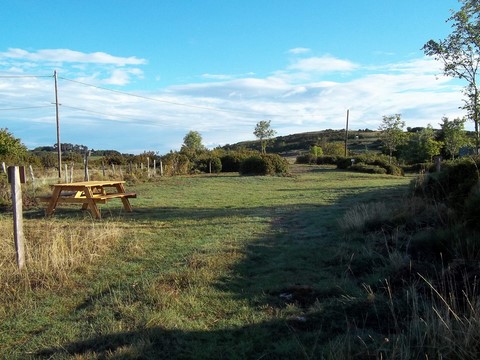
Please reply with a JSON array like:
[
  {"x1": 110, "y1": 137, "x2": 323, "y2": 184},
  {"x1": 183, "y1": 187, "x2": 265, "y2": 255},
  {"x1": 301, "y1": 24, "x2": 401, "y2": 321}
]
[
  {"x1": 58, "y1": 76, "x2": 265, "y2": 115},
  {"x1": 0, "y1": 105, "x2": 53, "y2": 111},
  {"x1": 58, "y1": 76, "x2": 321, "y2": 118},
  {"x1": 0, "y1": 75, "x2": 52, "y2": 78}
]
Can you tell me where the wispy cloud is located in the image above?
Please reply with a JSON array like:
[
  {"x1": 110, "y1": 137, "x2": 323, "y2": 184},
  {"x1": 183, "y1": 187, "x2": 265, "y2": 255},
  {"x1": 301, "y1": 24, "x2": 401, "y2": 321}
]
[
  {"x1": 288, "y1": 47, "x2": 311, "y2": 55},
  {"x1": 288, "y1": 55, "x2": 359, "y2": 73},
  {"x1": 0, "y1": 48, "x2": 146, "y2": 66}
]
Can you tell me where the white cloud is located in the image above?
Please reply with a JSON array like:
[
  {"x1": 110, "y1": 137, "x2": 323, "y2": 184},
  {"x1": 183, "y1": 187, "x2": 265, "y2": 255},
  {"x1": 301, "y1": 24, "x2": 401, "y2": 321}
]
[
  {"x1": 201, "y1": 73, "x2": 233, "y2": 80},
  {"x1": 289, "y1": 55, "x2": 358, "y2": 73},
  {"x1": 0, "y1": 48, "x2": 146, "y2": 66},
  {"x1": 288, "y1": 47, "x2": 311, "y2": 55}
]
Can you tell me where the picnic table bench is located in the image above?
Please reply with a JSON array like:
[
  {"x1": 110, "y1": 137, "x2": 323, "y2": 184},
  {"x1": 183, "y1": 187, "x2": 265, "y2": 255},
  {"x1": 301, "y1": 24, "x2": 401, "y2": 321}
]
[{"x1": 39, "y1": 180, "x2": 136, "y2": 219}]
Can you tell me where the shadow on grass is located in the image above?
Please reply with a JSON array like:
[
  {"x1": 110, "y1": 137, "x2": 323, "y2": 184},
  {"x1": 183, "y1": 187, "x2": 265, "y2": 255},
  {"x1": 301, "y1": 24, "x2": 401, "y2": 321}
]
[{"x1": 33, "y1": 184, "x2": 409, "y2": 359}]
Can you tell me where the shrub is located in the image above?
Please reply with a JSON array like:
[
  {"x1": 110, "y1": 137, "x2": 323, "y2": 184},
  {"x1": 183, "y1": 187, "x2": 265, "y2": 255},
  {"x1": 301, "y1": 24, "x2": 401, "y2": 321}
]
[
  {"x1": 239, "y1": 154, "x2": 289, "y2": 175},
  {"x1": 196, "y1": 156, "x2": 222, "y2": 173},
  {"x1": 351, "y1": 163, "x2": 387, "y2": 174},
  {"x1": 295, "y1": 154, "x2": 317, "y2": 164},
  {"x1": 316, "y1": 155, "x2": 338, "y2": 165},
  {"x1": 335, "y1": 155, "x2": 404, "y2": 175},
  {"x1": 415, "y1": 157, "x2": 480, "y2": 208}
]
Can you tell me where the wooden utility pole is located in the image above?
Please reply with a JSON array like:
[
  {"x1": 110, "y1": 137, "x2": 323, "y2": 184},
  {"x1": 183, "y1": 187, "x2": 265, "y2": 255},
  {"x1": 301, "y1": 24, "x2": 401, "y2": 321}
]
[
  {"x1": 344, "y1": 109, "x2": 350, "y2": 156},
  {"x1": 54, "y1": 70, "x2": 62, "y2": 178}
]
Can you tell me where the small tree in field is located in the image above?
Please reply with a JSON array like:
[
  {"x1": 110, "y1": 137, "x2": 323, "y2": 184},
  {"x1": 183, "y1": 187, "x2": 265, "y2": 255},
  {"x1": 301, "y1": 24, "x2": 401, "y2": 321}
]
[
  {"x1": 378, "y1": 114, "x2": 407, "y2": 163},
  {"x1": 254, "y1": 120, "x2": 277, "y2": 154},
  {"x1": 181, "y1": 131, "x2": 205, "y2": 153}
]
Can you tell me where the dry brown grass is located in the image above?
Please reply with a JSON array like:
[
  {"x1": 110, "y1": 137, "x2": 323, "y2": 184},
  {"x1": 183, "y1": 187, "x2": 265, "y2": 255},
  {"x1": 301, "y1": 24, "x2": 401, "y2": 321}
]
[{"x1": 0, "y1": 216, "x2": 123, "y2": 300}]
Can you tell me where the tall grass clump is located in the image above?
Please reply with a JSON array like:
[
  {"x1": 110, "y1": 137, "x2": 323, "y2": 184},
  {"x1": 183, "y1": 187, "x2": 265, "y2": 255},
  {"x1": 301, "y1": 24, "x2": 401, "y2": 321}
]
[
  {"x1": 334, "y1": 162, "x2": 480, "y2": 358},
  {"x1": 0, "y1": 217, "x2": 123, "y2": 298}
]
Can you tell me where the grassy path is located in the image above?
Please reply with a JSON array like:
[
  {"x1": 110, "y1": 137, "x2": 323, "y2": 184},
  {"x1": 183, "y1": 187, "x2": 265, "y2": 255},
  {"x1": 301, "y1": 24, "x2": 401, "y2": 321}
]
[{"x1": 1, "y1": 166, "x2": 411, "y2": 359}]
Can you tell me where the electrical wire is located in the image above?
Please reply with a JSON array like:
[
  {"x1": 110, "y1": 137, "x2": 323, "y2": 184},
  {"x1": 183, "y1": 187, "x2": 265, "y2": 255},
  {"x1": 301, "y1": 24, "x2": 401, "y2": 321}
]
[
  {"x1": 0, "y1": 105, "x2": 53, "y2": 111},
  {"x1": 58, "y1": 76, "x2": 269, "y2": 115},
  {"x1": 58, "y1": 76, "x2": 321, "y2": 118},
  {"x1": 0, "y1": 75, "x2": 52, "y2": 78}
]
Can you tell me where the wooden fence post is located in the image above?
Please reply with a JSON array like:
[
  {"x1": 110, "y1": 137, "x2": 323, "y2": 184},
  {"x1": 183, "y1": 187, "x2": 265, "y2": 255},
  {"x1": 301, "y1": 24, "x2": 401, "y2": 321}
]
[
  {"x1": 160, "y1": 160, "x2": 163, "y2": 177},
  {"x1": 70, "y1": 164, "x2": 74, "y2": 183},
  {"x1": 64, "y1": 164, "x2": 68, "y2": 183},
  {"x1": 84, "y1": 151, "x2": 90, "y2": 181},
  {"x1": 29, "y1": 165, "x2": 35, "y2": 182},
  {"x1": 8, "y1": 166, "x2": 25, "y2": 270},
  {"x1": 1, "y1": 162, "x2": 6, "y2": 174}
]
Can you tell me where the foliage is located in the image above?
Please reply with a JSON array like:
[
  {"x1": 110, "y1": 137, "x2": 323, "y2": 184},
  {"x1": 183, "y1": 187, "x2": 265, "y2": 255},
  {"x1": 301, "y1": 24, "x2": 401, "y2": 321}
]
[
  {"x1": 0, "y1": 128, "x2": 28, "y2": 163},
  {"x1": 181, "y1": 130, "x2": 205, "y2": 152},
  {"x1": 103, "y1": 152, "x2": 126, "y2": 165},
  {"x1": 239, "y1": 153, "x2": 289, "y2": 175},
  {"x1": 378, "y1": 114, "x2": 407, "y2": 162},
  {"x1": 219, "y1": 150, "x2": 254, "y2": 172},
  {"x1": 439, "y1": 116, "x2": 470, "y2": 159},
  {"x1": 399, "y1": 125, "x2": 443, "y2": 163},
  {"x1": 336, "y1": 154, "x2": 404, "y2": 176},
  {"x1": 413, "y1": 156, "x2": 480, "y2": 209},
  {"x1": 253, "y1": 120, "x2": 277, "y2": 154},
  {"x1": 350, "y1": 163, "x2": 387, "y2": 174},
  {"x1": 310, "y1": 145, "x2": 323, "y2": 157},
  {"x1": 195, "y1": 155, "x2": 222, "y2": 173},
  {"x1": 321, "y1": 141, "x2": 345, "y2": 156},
  {"x1": 316, "y1": 155, "x2": 338, "y2": 165},
  {"x1": 295, "y1": 153, "x2": 317, "y2": 164},
  {"x1": 423, "y1": 0, "x2": 480, "y2": 152},
  {"x1": 161, "y1": 151, "x2": 191, "y2": 175}
]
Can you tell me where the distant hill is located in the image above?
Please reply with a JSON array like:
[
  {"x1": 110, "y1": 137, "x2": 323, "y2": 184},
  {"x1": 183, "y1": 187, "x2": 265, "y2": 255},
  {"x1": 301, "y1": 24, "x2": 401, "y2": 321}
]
[{"x1": 221, "y1": 129, "x2": 383, "y2": 155}]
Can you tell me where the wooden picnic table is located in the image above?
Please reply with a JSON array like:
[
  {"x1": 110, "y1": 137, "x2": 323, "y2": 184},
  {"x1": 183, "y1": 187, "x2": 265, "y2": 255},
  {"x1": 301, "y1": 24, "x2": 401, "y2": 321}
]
[{"x1": 41, "y1": 180, "x2": 136, "y2": 219}]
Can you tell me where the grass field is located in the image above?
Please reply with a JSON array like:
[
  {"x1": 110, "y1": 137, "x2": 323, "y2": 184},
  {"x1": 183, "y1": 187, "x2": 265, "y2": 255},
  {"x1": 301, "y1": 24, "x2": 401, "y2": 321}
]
[{"x1": 1, "y1": 165, "x2": 413, "y2": 359}]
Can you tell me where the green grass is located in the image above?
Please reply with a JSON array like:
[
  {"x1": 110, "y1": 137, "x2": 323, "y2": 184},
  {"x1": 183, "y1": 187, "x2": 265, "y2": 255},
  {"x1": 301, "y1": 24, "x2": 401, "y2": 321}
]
[{"x1": 0, "y1": 165, "x2": 411, "y2": 359}]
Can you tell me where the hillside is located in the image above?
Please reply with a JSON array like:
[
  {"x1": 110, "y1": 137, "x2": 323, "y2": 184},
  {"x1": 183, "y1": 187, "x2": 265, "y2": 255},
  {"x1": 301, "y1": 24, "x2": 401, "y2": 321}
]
[{"x1": 222, "y1": 129, "x2": 383, "y2": 155}]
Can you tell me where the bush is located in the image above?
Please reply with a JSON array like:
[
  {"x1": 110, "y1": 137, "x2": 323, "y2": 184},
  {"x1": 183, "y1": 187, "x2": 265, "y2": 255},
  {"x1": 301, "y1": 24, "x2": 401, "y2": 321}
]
[
  {"x1": 350, "y1": 163, "x2": 387, "y2": 174},
  {"x1": 415, "y1": 157, "x2": 480, "y2": 208},
  {"x1": 295, "y1": 154, "x2": 317, "y2": 164},
  {"x1": 221, "y1": 153, "x2": 247, "y2": 172},
  {"x1": 196, "y1": 156, "x2": 222, "y2": 173},
  {"x1": 336, "y1": 157, "x2": 357, "y2": 169},
  {"x1": 239, "y1": 154, "x2": 289, "y2": 175},
  {"x1": 316, "y1": 155, "x2": 338, "y2": 165},
  {"x1": 335, "y1": 155, "x2": 404, "y2": 175}
]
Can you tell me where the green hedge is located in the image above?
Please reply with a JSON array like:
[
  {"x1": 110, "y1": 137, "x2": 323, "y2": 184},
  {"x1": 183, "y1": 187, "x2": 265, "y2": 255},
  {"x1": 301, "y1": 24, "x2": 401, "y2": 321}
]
[{"x1": 240, "y1": 154, "x2": 289, "y2": 175}]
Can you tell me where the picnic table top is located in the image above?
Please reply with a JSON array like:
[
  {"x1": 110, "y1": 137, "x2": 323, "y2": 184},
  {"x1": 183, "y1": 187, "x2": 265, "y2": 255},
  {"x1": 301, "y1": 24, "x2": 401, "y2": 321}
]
[{"x1": 52, "y1": 180, "x2": 126, "y2": 187}]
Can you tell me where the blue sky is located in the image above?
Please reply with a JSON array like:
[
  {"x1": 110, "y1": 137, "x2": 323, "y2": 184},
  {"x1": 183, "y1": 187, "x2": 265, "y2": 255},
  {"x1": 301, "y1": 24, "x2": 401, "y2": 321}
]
[{"x1": 0, "y1": 0, "x2": 467, "y2": 154}]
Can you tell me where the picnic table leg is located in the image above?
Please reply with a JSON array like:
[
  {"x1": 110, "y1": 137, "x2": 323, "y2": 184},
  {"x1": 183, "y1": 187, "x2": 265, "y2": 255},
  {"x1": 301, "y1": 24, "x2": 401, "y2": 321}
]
[
  {"x1": 46, "y1": 187, "x2": 63, "y2": 215},
  {"x1": 115, "y1": 183, "x2": 133, "y2": 212},
  {"x1": 83, "y1": 187, "x2": 102, "y2": 219}
]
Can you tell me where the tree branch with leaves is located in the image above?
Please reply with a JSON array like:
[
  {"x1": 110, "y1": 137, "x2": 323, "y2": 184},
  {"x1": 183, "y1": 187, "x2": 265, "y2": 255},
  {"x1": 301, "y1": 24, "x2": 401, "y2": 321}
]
[{"x1": 423, "y1": 0, "x2": 480, "y2": 153}]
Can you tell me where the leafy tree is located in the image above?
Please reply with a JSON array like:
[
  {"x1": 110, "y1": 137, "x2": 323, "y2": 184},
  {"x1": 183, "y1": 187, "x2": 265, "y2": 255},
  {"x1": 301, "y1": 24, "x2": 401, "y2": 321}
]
[
  {"x1": 254, "y1": 120, "x2": 277, "y2": 154},
  {"x1": 310, "y1": 145, "x2": 323, "y2": 157},
  {"x1": 439, "y1": 116, "x2": 470, "y2": 159},
  {"x1": 378, "y1": 114, "x2": 407, "y2": 163},
  {"x1": 400, "y1": 125, "x2": 443, "y2": 163},
  {"x1": 0, "y1": 128, "x2": 27, "y2": 162},
  {"x1": 181, "y1": 131, "x2": 205, "y2": 152},
  {"x1": 423, "y1": 0, "x2": 480, "y2": 153},
  {"x1": 321, "y1": 142, "x2": 345, "y2": 156}
]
